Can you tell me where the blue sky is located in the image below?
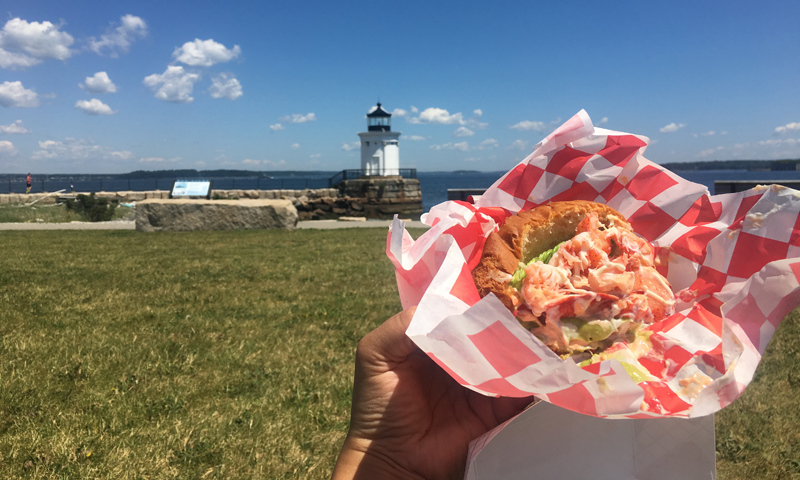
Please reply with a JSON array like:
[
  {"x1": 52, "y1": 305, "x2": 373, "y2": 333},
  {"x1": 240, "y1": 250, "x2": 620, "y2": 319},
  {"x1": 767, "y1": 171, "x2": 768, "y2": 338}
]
[{"x1": 1, "y1": 0, "x2": 798, "y2": 174}]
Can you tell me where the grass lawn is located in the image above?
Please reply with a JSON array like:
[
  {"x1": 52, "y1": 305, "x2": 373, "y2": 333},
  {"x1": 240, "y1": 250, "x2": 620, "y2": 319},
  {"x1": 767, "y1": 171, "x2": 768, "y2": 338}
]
[{"x1": 0, "y1": 228, "x2": 798, "y2": 479}]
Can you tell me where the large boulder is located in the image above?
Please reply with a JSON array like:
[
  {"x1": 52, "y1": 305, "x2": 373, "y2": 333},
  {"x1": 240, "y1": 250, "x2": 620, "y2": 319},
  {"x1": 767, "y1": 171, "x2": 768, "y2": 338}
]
[{"x1": 135, "y1": 199, "x2": 298, "y2": 232}]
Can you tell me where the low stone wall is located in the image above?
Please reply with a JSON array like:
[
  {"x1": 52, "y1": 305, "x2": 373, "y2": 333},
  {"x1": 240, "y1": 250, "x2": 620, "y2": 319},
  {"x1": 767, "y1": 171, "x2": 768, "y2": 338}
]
[
  {"x1": 0, "y1": 188, "x2": 340, "y2": 205},
  {"x1": 1, "y1": 178, "x2": 423, "y2": 221},
  {"x1": 135, "y1": 199, "x2": 298, "y2": 232}
]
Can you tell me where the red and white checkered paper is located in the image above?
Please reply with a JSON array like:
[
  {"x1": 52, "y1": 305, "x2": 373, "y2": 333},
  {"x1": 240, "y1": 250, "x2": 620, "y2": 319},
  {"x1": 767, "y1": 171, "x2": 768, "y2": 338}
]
[{"x1": 387, "y1": 110, "x2": 800, "y2": 418}]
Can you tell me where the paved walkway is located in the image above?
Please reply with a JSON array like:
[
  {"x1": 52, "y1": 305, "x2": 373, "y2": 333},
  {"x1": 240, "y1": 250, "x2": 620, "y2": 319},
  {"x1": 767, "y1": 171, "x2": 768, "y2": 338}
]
[{"x1": 0, "y1": 219, "x2": 429, "y2": 231}]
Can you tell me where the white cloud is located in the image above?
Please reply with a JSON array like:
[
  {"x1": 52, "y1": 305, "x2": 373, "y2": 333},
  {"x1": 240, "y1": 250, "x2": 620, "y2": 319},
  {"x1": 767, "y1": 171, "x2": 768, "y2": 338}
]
[
  {"x1": 402, "y1": 135, "x2": 426, "y2": 141},
  {"x1": 0, "y1": 120, "x2": 31, "y2": 134},
  {"x1": 173, "y1": 38, "x2": 241, "y2": 67},
  {"x1": 81, "y1": 71, "x2": 117, "y2": 93},
  {"x1": 454, "y1": 126, "x2": 474, "y2": 137},
  {"x1": 143, "y1": 66, "x2": 200, "y2": 103},
  {"x1": 410, "y1": 107, "x2": 465, "y2": 125},
  {"x1": 597, "y1": 117, "x2": 609, "y2": 125},
  {"x1": 698, "y1": 146, "x2": 724, "y2": 158},
  {"x1": 290, "y1": 143, "x2": 300, "y2": 150},
  {"x1": 510, "y1": 120, "x2": 546, "y2": 131},
  {"x1": 0, "y1": 18, "x2": 75, "y2": 69},
  {"x1": 209, "y1": 73, "x2": 242, "y2": 100},
  {"x1": 89, "y1": 14, "x2": 147, "y2": 57},
  {"x1": 75, "y1": 98, "x2": 116, "y2": 115},
  {"x1": 511, "y1": 139, "x2": 529, "y2": 150},
  {"x1": 0, "y1": 140, "x2": 16, "y2": 156},
  {"x1": 405, "y1": 106, "x2": 487, "y2": 129},
  {"x1": 660, "y1": 122, "x2": 686, "y2": 133},
  {"x1": 280, "y1": 112, "x2": 317, "y2": 123},
  {"x1": 31, "y1": 138, "x2": 133, "y2": 162},
  {"x1": 392, "y1": 108, "x2": 409, "y2": 117},
  {"x1": 477, "y1": 138, "x2": 498, "y2": 149},
  {"x1": 139, "y1": 156, "x2": 180, "y2": 163},
  {"x1": 775, "y1": 122, "x2": 800, "y2": 134},
  {"x1": 758, "y1": 138, "x2": 800, "y2": 147},
  {"x1": 0, "y1": 81, "x2": 40, "y2": 107},
  {"x1": 0, "y1": 50, "x2": 40, "y2": 69},
  {"x1": 269, "y1": 123, "x2": 284, "y2": 131},
  {"x1": 696, "y1": 137, "x2": 800, "y2": 160},
  {"x1": 341, "y1": 141, "x2": 360, "y2": 151},
  {"x1": 242, "y1": 158, "x2": 287, "y2": 167},
  {"x1": 430, "y1": 141, "x2": 469, "y2": 151},
  {"x1": 427, "y1": 137, "x2": 497, "y2": 152},
  {"x1": 693, "y1": 131, "x2": 716, "y2": 138}
]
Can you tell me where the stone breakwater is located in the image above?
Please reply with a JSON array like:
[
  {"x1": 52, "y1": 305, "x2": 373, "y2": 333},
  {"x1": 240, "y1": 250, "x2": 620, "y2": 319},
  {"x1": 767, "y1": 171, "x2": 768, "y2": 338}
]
[{"x1": 0, "y1": 177, "x2": 423, "y2": 221}]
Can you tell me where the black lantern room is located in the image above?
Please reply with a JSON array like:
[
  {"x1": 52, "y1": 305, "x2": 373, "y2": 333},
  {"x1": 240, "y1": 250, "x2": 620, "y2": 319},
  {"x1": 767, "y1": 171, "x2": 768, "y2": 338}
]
[{"x1": 367, "y1": 102, "x2": 392, "y2": 132}]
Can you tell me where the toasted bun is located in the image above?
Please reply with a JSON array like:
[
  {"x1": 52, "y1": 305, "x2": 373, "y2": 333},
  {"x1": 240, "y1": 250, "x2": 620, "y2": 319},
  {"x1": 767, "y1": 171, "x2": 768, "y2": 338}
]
[{"x1": 472, "y1": 200, "x2": 628, "y2": 310}]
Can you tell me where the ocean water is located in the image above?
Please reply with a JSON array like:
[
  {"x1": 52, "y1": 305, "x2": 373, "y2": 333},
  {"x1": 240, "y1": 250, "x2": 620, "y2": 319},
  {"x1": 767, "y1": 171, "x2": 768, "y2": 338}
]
[
  {"x1": 8, "y1": 168, "x2": 800, "y2": 213},
  {"x1": 418, "y1": 169, "x2": 800, "y2": 212}
]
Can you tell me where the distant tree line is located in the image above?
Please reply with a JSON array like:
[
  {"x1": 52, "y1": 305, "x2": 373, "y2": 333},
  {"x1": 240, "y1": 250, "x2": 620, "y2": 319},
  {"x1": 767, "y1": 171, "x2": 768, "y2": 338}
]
[
  {"x1": 3, "y1": 160, "x2": 800, "y2": 182},
  {"x1": 662, "y1": 159, "x2": 800, "y2": 171},
  {"x1": 0, "y1": 169, "x2": 338, "y2": 182},
  {"x1": 116, "y1": 169, "x2": 337, "y2": 179}
]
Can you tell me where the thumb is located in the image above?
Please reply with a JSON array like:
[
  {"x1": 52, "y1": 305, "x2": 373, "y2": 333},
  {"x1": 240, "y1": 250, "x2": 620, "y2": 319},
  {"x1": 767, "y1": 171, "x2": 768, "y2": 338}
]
[{"x1": 357, "y1": 307, "x2": 418, "y2": 368}]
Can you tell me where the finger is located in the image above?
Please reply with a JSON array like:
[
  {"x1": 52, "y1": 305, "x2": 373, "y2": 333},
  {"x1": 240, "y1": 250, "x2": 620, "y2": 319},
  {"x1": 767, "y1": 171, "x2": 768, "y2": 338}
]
[
  {"x1": 467, "y1": 393, "x2": 537, "y2": 430},
  {"x1": 358, "y1": 307, "x2": 418, "y2": 366},
  {"x1": 492, "y1": 395, "x2": 537, "y2": 423}
]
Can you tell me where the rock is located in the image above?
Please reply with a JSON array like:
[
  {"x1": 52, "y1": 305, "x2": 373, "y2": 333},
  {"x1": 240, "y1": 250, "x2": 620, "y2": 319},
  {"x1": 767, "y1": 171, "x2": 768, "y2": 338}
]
[
  {"x1": 126, "y1": 192, "x2": 147, "y2": 202},
  {"x1": 135, "y1": 199, "x2": 298, "y2": 232}
]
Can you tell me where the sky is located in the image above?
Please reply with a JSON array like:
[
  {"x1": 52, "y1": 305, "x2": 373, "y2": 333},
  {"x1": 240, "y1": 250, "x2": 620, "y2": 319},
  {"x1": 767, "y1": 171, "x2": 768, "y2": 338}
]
[{"x1": 0, "y1": 0, "x2": 799, "y2": 175}]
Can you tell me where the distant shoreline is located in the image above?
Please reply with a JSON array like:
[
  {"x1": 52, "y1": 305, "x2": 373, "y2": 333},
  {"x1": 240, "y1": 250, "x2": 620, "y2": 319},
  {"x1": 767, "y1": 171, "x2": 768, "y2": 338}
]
[
  {"x1": 2, "y1": 158, "x2": 800, "y2": 180},
  {"x1": 660, "y1": 159, "x2": 800, "y2": 172}
]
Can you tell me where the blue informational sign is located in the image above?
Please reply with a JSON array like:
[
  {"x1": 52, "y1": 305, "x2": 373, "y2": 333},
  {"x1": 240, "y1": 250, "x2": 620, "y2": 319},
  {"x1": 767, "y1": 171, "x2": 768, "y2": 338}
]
[{"x1": 170, "y1": 179, "x2": 213, "y2": 199}]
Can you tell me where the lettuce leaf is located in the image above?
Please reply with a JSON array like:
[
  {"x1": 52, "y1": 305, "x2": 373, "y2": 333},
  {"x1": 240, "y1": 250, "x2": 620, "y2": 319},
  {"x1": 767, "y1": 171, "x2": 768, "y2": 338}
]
[{"x1": 509, "y1": 241, "x2": 565, "y2": 290}]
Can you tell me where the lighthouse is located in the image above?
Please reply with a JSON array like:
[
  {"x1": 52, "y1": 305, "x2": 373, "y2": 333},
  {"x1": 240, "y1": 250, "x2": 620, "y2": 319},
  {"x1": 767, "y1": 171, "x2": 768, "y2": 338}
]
[{"x1": 358, "y1": 103, "x2": 401, "y2": 176}]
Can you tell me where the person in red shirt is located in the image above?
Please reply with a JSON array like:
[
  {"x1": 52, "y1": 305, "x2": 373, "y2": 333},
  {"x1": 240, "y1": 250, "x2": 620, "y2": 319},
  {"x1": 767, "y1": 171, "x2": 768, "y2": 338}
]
[{"x1": 26, "y1": 173, "x2": 31, "y2": 194}]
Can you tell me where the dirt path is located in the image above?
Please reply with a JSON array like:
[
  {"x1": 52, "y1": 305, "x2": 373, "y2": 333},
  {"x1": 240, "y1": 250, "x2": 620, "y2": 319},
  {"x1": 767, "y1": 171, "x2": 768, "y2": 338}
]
[{"x1": 0, "y1": 219, "x2": 428, "y2": 231}]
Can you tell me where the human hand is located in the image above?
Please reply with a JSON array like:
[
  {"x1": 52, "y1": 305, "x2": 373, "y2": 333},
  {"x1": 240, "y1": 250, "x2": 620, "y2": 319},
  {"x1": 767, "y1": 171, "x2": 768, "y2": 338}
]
[{"x1": 332, "y1": 308, "x2": 534, "y2": 480}]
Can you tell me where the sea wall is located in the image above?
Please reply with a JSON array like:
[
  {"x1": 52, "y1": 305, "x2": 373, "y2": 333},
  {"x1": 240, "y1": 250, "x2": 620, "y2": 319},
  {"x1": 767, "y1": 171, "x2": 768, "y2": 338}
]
[{"x1": 0, "y1": 178, "x2": 423, "y2": 220}]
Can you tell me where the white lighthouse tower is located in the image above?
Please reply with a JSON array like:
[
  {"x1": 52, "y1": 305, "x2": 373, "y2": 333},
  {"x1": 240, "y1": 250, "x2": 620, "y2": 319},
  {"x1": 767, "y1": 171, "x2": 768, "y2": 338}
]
[{"x1": 358, "y1": 103, "x2": 401, "y2": 176}]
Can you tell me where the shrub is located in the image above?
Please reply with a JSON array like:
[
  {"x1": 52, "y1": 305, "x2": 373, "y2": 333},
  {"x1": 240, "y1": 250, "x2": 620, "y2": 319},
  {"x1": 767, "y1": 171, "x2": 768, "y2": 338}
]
[{"x1": 65, "y1": 193, "x2": 118, "y2": 222}]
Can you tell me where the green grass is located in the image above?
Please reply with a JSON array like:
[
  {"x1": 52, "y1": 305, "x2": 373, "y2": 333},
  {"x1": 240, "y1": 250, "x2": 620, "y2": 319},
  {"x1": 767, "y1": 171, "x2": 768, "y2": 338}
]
[
  {"x1": 716, "y1": 308, "x2": 800, "y2": 479},
  {"x1": 0, "y1": 228, "x2": 797, "y2": 478},
  {"x1": 0, "y1": 228, "x2": 403, "y2": 479},
  {"x1": 0, "y1": 203, "x2": 133, "y2": 223}
]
